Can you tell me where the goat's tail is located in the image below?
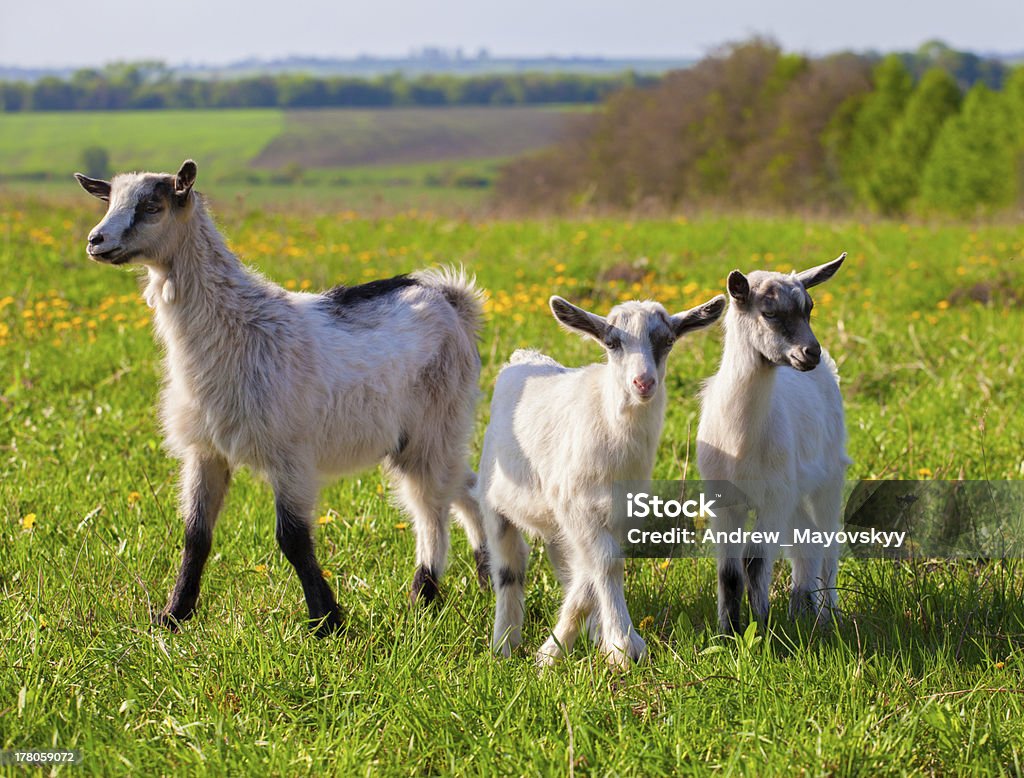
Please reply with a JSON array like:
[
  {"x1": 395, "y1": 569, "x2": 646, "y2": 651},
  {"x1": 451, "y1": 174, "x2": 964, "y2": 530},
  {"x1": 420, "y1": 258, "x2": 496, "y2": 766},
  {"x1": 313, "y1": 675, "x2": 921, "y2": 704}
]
[{"x1": 414, "y1": 265, "x2": 486, "y2": 340}]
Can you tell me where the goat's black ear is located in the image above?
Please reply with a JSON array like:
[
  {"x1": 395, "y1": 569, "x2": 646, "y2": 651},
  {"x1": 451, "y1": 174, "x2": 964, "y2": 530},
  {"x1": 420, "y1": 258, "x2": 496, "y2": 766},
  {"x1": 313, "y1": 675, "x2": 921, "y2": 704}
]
[
  {"x1": 795, "y1": 252, "x2": 846, "y2": 290},
  {"x1": 549, "y1": 295, "x2": 609, "y2": 343},
  {"x1": 74, "y1": 173, "x2": 111, "y2": 201},
  {"x1": 174, "y1": 159, "x2": 197, "y2": 205},
  {"x1": 727, "y1": 270, "x2": 750, "y2": 303},
  {"x1": 671, "y1": 294, "x2": 726, "y2": 337}
]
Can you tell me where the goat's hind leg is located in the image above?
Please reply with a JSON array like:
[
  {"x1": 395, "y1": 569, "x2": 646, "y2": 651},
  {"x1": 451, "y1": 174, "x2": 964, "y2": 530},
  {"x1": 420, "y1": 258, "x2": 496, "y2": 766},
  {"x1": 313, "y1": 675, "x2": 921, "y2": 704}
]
[
  {"x1": 809, "y1": 478, "x2": 844, "y2": 627},
  {"x1": 154, "y1": 451, "x2": 231, "y2": 630},
  {"x1": 452, "y1": 469, "x2": 491, "y2": 591},
  {"x1": 389, "y1": 458, "x2": 455, "y2": 605},
  {"x1": 487, "y1": 509, "x2": 530, "y2": 656}
]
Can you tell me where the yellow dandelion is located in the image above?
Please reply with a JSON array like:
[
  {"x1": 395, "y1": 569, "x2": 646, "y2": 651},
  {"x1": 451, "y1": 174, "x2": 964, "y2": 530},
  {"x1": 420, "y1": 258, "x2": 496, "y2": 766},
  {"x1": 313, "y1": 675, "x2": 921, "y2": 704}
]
[
  {"x1": 995, "y1": 661, "x2": 1005, "y2": 670},
  {"x1": 936, "y1": 300, "x2": 950, "y2": 310},
  {"x1": 127, "y1": 491, "x2": 142, "y2": 507},
  {"x1": 322, "y1": 569, "x2": 333, "y2": 579},
  {"x1": 21, "y1": 513, "x2": 37, "y2": 531},
  {"x1": 254, "y1": 564, "x2": 267, "y2": 573},
  {"x1": 917, "y1": 468, "x2": 933, "y2": 477},
  {"x1": 394, "y1": 521, "x2": 409, "y2": 530},
  {"x1": 659, "y1": 559, "x2": 670, "y2": 570},
  {"x1": 317, "y1": 514, "x2": 333, "y2": 525},
  {"x1": 376, "y1": 483, "x2": 385, "y2": 496},
  {"x1": 638, "y1": 615, "x2": 654, "y2": 631}
]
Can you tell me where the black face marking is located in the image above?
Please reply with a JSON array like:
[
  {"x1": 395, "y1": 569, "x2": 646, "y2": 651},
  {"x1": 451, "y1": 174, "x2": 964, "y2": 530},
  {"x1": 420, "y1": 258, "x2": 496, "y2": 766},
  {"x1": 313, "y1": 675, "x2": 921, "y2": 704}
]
[
  {"x1": 321, "y1": 274, "x2": 420, "y2": 319},
  {"x1": 411, "y1": 565, "x2": 441, "y2": 604},
  {"x1": 648, "y1": 326, "x2": 675, "y2": 364},
  {"x1": 497, "y1": 566, "x2": 525, "y2": 588},
  {"x1": 603, "y1": 329, "x2": 623, "y2": 350},
  {"x1": 121, "y1": 180, "x2": 173, "y2": 245}
]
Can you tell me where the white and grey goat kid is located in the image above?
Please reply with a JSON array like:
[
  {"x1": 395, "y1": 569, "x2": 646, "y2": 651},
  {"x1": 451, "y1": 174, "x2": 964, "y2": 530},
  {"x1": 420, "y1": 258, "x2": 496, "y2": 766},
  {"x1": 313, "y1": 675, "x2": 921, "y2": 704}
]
[
  {"x1": 478, "y1": 292, "x2": 726, "y2": 667},
  {"x1": 75, "y1": 160, "x2": 488, "y2": 635},
  {"x1": 697, "y1": 253, "x2": 850, "y2": 635}
]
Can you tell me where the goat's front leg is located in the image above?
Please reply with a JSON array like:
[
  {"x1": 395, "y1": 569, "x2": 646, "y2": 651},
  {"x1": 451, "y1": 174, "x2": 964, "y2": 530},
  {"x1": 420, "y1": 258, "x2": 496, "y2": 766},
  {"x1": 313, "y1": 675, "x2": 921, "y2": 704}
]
[
  {"x1": 272, "y1": 473, "x2": 342, "y2": 636},
  {"x1": 588, "y1": 532, "x2": 646, "y2": 669},
  {"x1": 713, "y1": 501, "x2": 748, "y2": 635},
  {"x1": 154, "y1": 451, "x2": 231, "y2": 630},
  {"x1": 536, "y1": 574, "x2": 594, "y2": 667}
]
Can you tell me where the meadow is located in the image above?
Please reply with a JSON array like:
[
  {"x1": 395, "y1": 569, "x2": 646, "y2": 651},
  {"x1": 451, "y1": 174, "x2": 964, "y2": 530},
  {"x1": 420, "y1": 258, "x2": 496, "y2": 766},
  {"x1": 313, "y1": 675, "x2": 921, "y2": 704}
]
[
  {"x1": 0, "y1": 107, "x2": 571, "y2": 210},
  {"x1": 2, "y1": 184, "x2": 1024, "y2": 775}
]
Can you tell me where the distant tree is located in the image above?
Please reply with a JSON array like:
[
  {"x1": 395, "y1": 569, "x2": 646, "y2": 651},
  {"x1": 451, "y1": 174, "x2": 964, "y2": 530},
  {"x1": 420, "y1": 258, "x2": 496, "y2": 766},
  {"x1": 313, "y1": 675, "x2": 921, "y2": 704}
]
[
  {"x1": 80, "y1": 146, "x2": 111, "y2": 179},
  {"x1": 736, "y1": 52, "x2": 872, "y2": 207},
  {"x1": 906, "y1": 40, "x2": 1006, "y2": 91},
  {"x1": 919, "y1": 84, "x2": 1018, "y2": 213},
  {"x1": 29, "y1": 76, "x2": 78, "y2": 110},
  {"x1": 865, "y1": 68, "x2": 961, "y2": 214},
  {"x1": 838, "y1": 55, "x2": 914, "y2": 202}
]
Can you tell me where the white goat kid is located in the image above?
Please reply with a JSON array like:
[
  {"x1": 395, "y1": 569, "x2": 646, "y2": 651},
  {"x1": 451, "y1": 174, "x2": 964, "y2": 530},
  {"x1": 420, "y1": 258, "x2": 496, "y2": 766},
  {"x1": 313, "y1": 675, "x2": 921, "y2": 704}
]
[
  {"x1": 478, "y1": 293, "x2": 726, "y2": 667},
  {"x1": 697, "y1": 253, "x2": 850, "y2": 634},
  {"x1": 75, "y1": 160, "x2": 488, "y2": 635}
]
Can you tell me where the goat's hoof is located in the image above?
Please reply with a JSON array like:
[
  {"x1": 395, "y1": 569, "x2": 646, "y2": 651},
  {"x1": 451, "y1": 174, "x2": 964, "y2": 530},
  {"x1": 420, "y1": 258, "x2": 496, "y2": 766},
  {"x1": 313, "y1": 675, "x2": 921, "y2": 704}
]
[
  {"x1": 535, "y1": 639, "x2": 563, "y2": 668},
  {"x1": 311, "y1": 608, "x2": 344, "y2": 638},
  {"x1": 410, "y1": 565, "x2": 441, "y2": 605},
  {"x1": 473, "y1": 547, "x2": 492, "y2": 592},
  {"x1": 151, "y1": 609, "x2": 186, "y2": 632},
  {"x1": 628, "y1": 632, "x2": 648, "y2": 663}
]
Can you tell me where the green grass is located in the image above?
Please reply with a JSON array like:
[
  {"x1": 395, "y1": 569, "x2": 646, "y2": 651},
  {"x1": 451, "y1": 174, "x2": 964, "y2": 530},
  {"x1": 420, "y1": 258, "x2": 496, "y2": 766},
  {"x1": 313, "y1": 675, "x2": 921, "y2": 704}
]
[
  {"x1": 0, "y1": 110, "x2": 284, "y2": 179},
  {"x1": 2, "y1": 192, "x2": 1023, "y2": 775},
  {"x1": 0, "y1": 106, "x2": 569, "y2": 210}
]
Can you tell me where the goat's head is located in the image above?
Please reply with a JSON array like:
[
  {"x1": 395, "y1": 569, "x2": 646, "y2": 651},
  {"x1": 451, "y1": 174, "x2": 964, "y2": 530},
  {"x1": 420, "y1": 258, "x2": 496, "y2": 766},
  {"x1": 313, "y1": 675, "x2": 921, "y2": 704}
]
[
  {"x1": 725, "y1": 252, "x2": 846, "y2": 372},
  {"x1": 74, "y1": 159, "x2": 197, "y2": 267},
  {"x1": 550, "y1": 293, "x2": 726, "y2": 405}
]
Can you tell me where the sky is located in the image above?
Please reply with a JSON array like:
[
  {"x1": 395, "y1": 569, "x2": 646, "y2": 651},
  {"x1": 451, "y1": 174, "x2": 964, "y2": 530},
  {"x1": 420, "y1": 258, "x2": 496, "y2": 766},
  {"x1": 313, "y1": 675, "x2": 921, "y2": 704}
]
[{"x1": 2, "y1": 0, "x2": 1021, "y2": 68}]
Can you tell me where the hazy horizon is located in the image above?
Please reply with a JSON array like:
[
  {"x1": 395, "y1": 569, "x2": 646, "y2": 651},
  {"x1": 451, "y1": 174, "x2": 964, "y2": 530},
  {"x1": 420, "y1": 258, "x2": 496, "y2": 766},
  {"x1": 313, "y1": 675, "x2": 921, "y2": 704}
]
[{"x1": 3, "y1": 0, "x2": 1022, "y2": 69}]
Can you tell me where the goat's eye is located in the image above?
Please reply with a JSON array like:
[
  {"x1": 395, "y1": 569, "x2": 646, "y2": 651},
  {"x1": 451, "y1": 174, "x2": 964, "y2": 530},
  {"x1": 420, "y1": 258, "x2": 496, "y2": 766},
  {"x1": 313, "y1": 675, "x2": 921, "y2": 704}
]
[
  {"x1": 762, "y1": 310, "x2": 777, "y2": 321},
  {"x1": 144, "y1": 202, "x2": 162, "y2": 214},
  {"x1": 604, "y1": 335, "x2": 622, "y2": 350}
]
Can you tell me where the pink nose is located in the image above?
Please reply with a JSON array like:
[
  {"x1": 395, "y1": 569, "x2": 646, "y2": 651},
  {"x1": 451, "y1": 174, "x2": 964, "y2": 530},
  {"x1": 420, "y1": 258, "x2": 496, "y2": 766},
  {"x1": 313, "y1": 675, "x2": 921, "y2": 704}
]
[{"x1": 633, "y1": 376, "x2": 655, "y2": 395}]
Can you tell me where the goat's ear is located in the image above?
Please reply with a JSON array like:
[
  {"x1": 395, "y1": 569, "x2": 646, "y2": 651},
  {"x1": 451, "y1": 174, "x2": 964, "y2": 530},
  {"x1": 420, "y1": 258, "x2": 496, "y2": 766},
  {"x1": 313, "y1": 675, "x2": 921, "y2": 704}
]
[
  {"x1": 74, "y1": 173, "x2": 111, "y2": 201},
  {"x1": 670, "y1": 294, "x2": 726, "y2": 337},
  {"x1": 174, "y1": 159, "x2": 197, "y2": 205},
  {"x1": 795, "y1": 252, "x2": 846, "y2": 289},
  {"x1": 550, "y1": 295, "x2": 609, "y2": 343},
  {"x1": 727, "y1": 270, "x2": 750, "y2": 304}
]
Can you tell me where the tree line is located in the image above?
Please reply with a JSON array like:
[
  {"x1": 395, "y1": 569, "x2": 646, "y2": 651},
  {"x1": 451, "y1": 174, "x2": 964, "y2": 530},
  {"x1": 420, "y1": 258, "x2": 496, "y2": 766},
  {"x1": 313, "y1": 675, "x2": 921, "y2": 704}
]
[
  {"x1": 0, "y1": 63, "x2": 657, "y2": 111},
  {"x1": 498, "y1": 40, "x2": 1024, "y2": 216}
]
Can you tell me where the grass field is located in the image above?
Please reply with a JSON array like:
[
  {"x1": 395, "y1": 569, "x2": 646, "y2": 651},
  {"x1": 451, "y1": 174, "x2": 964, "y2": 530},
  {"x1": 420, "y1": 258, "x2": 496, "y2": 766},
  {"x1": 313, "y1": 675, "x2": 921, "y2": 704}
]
[
  {"x1": 2, "y1": 187, "x2": 1024, "y2": 775},
  {"x1": 0, "y1": 107, "x2": 572, "y2": 211}
]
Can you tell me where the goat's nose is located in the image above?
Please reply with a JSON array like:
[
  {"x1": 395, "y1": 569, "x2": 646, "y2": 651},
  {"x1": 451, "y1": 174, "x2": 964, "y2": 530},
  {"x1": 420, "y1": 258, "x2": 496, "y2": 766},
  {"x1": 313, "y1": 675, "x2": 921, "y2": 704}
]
[
  {"x1": 633, "y1": 375, "x2": 656, "y2": 394},
  {"x1": 88, "y1": 232, "x2": 105, "y2": 246},
  {"x1": 802, "y1": 344, "x2": 822, "y2": 362}
]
